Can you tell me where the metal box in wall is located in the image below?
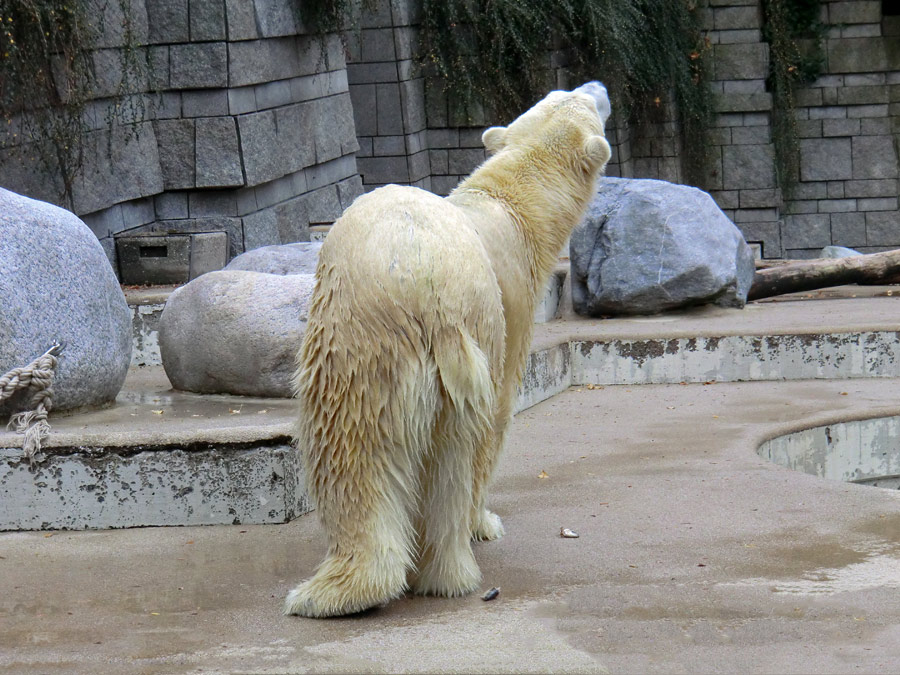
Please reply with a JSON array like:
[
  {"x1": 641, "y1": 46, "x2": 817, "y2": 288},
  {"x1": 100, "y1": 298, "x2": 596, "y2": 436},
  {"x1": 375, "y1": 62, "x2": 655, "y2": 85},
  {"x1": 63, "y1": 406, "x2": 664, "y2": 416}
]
[{"x1": 116, "y1": 232, "x2": 228, "y2": 285}]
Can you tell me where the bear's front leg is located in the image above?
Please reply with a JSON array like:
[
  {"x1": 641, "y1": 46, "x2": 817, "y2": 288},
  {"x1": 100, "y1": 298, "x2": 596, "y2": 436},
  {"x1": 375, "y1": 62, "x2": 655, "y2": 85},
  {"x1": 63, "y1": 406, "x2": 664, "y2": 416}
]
[{"x1": 470, "y1": 366, "x2": 518, "y2": 543}]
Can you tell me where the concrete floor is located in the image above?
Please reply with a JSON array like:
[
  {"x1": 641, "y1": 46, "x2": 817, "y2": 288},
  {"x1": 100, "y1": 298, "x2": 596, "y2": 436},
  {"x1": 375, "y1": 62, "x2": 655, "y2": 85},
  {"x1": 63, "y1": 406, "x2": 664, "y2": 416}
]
[{"x1": 3, "y1": 293, "x2": 900, "y2": 673}]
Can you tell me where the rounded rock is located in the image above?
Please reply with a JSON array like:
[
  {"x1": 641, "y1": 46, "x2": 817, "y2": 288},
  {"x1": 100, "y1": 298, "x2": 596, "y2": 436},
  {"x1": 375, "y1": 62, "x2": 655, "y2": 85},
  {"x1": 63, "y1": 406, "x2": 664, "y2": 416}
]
[
  {"x1": 224, "y1": 242, "x2": 322, "y2": 275},
  {"x1": 158, "y1": 270, "x2": 315, "y2": 397},
  {"x1": 0, "y1": 188, "x2": 132, "y2": 415}
]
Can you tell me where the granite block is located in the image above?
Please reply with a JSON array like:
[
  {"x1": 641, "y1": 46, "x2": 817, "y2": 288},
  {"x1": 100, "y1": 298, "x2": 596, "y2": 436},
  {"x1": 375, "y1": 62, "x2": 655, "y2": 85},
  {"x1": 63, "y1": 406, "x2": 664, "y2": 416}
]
[
  {"x1": 190, "y1": 0, "x2": 226, "y2": 40},
  {"x1": 148, "y1": 0, "x2": 189, "y2": 43},
  {"x1": 170, "y1": 43, "x2": 228, "y2": 89},
  {"x1": 238, "y1": 111, "x2": 283, "y2": 186},
  {"x1": 830, "y1": 212, "x2": 867, "y2": 247},
  {"x1": 800, "y1": 137, "x2": 852, "y2": 181},
  {"x1": 228, "y1": 87, "x2": 258, "y2": 115},
  {"x1": 852, "y1": 136, "x2": 899, "y2": 179},
  {"x1": 303, "y1": 185, "x2": 342, "y2": 224},
  {"x1": 225, "y1": 0, "x2": 259, "y2": 40},
  {"x1": 195, "y1": 117, "x2": 243, "y2": 187},
  {"x1": 783, "y1": 213, "x2": 831, "y2": 248},
  {"x1": 182, "y1": 90, "x2": 229, "y2": 117},
  {"x1": 189, "y1": 190, "x2": 238, "y2": 217},
  {"x1": 156, "y1": 191, "x2": 189, "y2": 220},
  {"x1": 844, "y1": 179, "x2": 899, "y2": 198},
  {"x1": 723, "y1": 144, "x2": 775, "y2": 189},
  {"x1": 254, "y1": 0, "x2": 300, "y2": 37},
  {"x1": 275, "y1": 103, "x2": 317, "y2": 173},
  {"x1": 866, "y1": 210, "x2": 900, "y2": 245},
  {"x1": 714, "y1": 43, "x2": 769, "y2": 80}
]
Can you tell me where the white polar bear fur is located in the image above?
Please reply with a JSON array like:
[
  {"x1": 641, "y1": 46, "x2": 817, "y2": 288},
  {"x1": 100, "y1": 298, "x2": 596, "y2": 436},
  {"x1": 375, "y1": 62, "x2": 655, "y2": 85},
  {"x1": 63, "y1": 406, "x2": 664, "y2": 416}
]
[{"x1": 286, "y1": 84, "x2": 612, "y2": 617}]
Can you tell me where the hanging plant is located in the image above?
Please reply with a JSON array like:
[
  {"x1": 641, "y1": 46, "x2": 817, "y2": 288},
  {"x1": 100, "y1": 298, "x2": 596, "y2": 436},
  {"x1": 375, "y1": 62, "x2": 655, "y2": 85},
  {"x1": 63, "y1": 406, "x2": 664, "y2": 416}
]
[
  {"x1": 418, "y1": 0, "x2": 714, "y2": 187},
  {"x1": 761, "y1": 0, "x2": 826, "y2": 197}
]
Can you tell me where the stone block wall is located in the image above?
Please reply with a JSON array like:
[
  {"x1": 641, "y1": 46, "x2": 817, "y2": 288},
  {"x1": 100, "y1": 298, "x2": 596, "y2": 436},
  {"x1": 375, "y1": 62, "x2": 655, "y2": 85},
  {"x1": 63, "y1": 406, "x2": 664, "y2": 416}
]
[
  {"x1": 0, "y1": 0, "x2": 364, "y2": 273},
  {"x1": 780, "y1": 2, "x2": 900, "y2": 258},
  {"x1": 345, "y1": 0, "x2": 488, "y2": 196},
  {"x1": 701, "y1": 0, "x2": 781, "y2": 258}
]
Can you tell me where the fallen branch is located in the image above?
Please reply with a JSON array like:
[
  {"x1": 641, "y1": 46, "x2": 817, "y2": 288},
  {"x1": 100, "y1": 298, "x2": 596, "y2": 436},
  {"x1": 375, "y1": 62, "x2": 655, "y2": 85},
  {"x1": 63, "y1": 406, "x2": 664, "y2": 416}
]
[{"x1": 748, "y1": 249, "x2": 900, "y2": 301}]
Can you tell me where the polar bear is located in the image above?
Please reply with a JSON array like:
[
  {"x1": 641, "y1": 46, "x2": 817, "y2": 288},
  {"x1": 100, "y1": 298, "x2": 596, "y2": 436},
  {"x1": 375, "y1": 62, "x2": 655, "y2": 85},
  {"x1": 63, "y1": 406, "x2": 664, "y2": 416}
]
[{"x1": 286, "y1": 82, "x2": 612, "y2": 617}]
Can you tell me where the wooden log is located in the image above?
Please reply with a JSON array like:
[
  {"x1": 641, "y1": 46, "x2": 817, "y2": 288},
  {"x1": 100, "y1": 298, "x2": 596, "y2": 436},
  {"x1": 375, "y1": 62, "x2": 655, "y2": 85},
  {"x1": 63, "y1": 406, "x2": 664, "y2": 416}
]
[{"x1": 748, "y1": 249, "x2": 900, "y2": 301}]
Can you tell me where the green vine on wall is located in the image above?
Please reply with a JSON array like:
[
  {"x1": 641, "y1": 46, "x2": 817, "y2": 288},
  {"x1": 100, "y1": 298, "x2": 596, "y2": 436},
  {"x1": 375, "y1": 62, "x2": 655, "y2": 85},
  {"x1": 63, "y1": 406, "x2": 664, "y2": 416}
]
[
  {"x1": 761, "y1": 0, "x2": 825, "y2": 198},
  {"x1": 419, "y1": 0, "x2": 714, "y2": 188},
  {"x1": 0, "y1": 0, "x2": 147, "y2": 201}
]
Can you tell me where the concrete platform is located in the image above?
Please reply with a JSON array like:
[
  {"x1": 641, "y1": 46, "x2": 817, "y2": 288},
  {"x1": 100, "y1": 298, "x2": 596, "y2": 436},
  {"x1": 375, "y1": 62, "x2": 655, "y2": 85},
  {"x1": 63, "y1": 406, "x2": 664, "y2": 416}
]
[{"x1": 2, "y1": 291, "x2": 900, "y2": 672}]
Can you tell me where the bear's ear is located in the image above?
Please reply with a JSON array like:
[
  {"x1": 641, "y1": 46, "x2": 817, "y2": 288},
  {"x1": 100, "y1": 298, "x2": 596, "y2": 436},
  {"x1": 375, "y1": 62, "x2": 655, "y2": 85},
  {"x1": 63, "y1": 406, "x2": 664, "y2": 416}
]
[
  {"x1": 583, "y1": 135, "x2": 611, "y2": 169},
  {"x1": 482, "y1": 126, "x2": 508, "y2": 154}
]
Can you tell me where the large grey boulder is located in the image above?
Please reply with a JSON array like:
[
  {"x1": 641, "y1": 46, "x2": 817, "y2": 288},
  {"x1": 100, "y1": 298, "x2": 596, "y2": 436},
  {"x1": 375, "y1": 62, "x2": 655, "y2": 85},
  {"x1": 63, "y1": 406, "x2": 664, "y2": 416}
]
[
  {"x1": 224, "y1": 242, "x2": 322, "y2": 275},
  {"x1": 570, "y1": 178, "x2": 756, "y2": 316},
  {"x1": 0, "y1": 188, "x2": 132, "y2": 415},
  {"x1": 158, "y1": 271, "x2": 315, "y2": 397}
]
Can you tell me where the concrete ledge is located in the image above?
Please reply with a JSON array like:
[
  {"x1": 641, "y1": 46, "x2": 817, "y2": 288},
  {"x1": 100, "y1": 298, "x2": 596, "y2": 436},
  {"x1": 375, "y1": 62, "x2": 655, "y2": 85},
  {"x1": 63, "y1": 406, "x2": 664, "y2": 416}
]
[{"x1": 1, "y1": 441, "x2": 306, "y2": 530}]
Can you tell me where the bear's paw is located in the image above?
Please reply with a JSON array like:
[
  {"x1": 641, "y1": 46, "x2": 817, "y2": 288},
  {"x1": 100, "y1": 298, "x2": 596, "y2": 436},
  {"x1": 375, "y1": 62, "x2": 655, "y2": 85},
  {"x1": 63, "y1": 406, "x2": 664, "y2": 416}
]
[
  {"x1": 412, "y1": 547, "x2": 482, "y2": 598},
  {"x1": 472, "y1": 508, "x2": 505, "y2": 542}
]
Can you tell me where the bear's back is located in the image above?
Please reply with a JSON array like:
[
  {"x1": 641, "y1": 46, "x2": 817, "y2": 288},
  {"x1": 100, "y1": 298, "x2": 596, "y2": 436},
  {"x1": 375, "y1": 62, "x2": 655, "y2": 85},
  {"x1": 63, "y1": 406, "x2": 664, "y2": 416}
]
[{"x1": 314, "y1": 185, "x2": 501, "y2": 325}]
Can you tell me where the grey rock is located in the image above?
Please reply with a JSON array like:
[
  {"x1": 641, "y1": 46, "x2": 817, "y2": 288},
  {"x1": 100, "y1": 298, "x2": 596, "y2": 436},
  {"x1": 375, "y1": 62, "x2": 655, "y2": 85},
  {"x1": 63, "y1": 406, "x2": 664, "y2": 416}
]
[
  {"x1": 242, "y1": 209, "x2": 281, "y2": 250},
  {"x1": 158, "y1": 271, "x2": 314, "y2": 397},
  {"x1": 71, "y1": 123, "x2": 165, "y2": 214},
  {"x1": 254, "y1": 0, "x2": 300, "y2": 37},
  {"x1": 273, "y1": 198, "x2": 311, "y2": 242},
  {"x1": 800, "y1": 138, "x2": 852, "y2": 182},
  {"x1": 276, "y1": 103, "x2": 317, "y2": 173},
  {"x1": 570, "y1": 178, "x2": 756, "y2": 316},
  {"x1": 821, "y1": 245, "x2": 862, "y2": 258},
  {"x1": 225, "y1": 0, "x2": 259, "y2": 40},
  {"x1": 0, "y1": 188, "x2": 132, "y2": 415},
  {"x1": 303, "y1": 185, "x2": 342, "y2": 224},
  {"x1": 228, "y1": 38, "x2": 300, "y2": 88},
  {"x1": 225, "y1": 242, "x2": 322, "y2": 275}
]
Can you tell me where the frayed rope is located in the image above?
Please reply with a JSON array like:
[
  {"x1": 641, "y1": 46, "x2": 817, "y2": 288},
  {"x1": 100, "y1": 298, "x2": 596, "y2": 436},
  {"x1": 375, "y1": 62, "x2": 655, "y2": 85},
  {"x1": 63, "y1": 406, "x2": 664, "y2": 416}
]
[{"x1": 1, "y1": 343, "x2": 63, "y2": 465}]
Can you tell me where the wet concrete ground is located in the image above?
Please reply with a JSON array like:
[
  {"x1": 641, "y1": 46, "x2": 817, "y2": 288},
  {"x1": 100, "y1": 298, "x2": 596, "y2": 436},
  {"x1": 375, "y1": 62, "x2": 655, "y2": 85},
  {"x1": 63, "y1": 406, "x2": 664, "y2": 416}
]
[{"x1": 3, "y1": 372, "x2": 900, "y2": 673}]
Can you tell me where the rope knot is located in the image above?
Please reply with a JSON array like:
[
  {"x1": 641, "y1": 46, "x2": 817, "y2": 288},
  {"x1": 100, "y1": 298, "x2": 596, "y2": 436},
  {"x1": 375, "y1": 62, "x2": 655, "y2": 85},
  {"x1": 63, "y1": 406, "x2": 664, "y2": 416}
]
[{"x1": 2, "y1": 343, "x2": 63, "y2": 465}]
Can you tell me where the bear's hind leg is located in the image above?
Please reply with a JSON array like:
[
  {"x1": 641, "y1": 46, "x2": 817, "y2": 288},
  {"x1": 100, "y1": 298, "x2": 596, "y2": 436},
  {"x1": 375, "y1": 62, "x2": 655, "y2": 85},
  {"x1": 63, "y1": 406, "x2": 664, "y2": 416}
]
[
  {"x1": 412, "y1": 330, "x2": 493, "y2": 597},
  {"x1": 285, "y1": 338, "x2": 438, "y2": 617}
]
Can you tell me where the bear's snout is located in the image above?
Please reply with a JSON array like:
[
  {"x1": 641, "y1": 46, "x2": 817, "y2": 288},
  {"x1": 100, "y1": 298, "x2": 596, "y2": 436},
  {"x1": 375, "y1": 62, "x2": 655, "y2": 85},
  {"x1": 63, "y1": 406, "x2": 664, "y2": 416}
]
[{"x1": 574, "y1": 81, "x2": 611, "y2": 125}]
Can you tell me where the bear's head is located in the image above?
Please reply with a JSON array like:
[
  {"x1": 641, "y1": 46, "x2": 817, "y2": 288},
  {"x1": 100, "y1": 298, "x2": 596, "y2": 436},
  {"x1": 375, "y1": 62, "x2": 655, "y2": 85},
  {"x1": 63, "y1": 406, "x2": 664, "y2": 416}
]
[{"x1": 481, "y1": 82, "x2": 612, "y2": 172}]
